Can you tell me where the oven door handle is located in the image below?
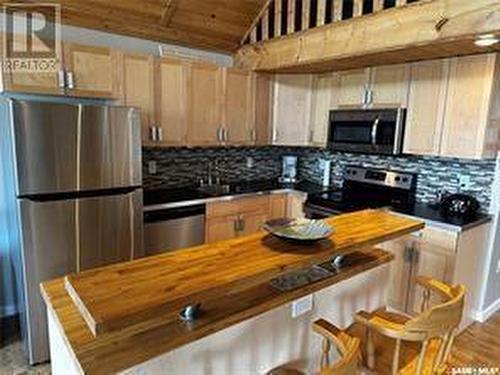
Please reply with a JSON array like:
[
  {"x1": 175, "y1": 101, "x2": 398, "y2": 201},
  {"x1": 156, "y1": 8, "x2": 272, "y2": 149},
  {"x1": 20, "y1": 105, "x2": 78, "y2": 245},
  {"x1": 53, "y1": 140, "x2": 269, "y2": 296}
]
[{"x1": 371, "y1": 117, "x2": 380, "y2": 146}]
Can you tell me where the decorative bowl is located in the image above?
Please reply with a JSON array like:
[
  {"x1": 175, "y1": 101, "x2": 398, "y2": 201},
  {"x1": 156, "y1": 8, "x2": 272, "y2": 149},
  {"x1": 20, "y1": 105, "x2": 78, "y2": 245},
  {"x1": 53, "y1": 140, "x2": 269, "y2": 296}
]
[{"x1": 263, "y1": 218, "x2": 334, "y2": 243}]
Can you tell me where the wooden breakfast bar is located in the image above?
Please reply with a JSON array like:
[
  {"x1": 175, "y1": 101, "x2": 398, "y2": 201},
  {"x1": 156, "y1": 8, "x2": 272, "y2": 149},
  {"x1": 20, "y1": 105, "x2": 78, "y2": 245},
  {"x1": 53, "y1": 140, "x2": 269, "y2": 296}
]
[{"x1": 41, "y1": 210, "x2": 424, "y2": 374}]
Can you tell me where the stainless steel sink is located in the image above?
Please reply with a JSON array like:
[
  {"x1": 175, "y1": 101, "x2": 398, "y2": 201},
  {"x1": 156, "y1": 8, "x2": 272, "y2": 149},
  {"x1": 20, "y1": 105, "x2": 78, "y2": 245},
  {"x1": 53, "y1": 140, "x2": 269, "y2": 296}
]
[{"x1": 197, "y1": 184, "x2": 231, "y2": 196}]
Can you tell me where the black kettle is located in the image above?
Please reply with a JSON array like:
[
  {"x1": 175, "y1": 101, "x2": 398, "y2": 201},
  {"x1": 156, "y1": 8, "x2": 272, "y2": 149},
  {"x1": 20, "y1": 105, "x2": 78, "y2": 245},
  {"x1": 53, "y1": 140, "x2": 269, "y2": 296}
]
[{"x1": 441, "y1": 194, "x2": 480, "y2": 218}]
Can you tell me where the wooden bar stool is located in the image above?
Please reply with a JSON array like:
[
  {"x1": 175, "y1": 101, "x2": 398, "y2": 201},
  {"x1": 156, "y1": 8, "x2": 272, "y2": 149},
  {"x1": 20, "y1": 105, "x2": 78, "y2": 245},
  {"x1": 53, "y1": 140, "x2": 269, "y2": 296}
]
[
  {"x1": 268, "y1": 319, "x2": 360, "y2": 375},
  {"x1": 355, "y1": 276, "x2": 466, "y2": 375}
]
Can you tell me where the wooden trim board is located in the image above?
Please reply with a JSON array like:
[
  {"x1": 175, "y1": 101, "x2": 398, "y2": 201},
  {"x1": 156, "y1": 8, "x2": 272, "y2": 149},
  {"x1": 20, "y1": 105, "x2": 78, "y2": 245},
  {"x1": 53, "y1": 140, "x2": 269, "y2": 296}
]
[{"x1": 234, "y1": 0, "x2": 500, "y2": 73}]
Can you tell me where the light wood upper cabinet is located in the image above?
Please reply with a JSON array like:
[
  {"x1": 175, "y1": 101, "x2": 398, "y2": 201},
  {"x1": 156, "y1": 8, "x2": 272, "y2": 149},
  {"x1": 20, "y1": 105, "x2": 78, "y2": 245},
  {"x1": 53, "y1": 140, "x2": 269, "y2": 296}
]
[
  {"x1": 337, "y1": 69, "x2": 370, "y2": 108},
  {"x1": 0, "y1": 33, "x2": 64, "y2": 95},
  {"x1": 187, "y1": 62, "x2": 223, "y2": 146},
  {"x1": 310, "y1": 73, "x2": 336, "y2": 146},
  {"x1": 156, "y1": 57, "x2": 189, "y2": 146},
  {"x1": 122, "y1": 53, "x2": 155, "y2": 146},
  {"x1": 404, "y1": 59, "x2": 449, "y2": 155},
  {"x1": 370, "y1": 64, "x2": 410, "y2": 107},
  {"x1": 440, "y1": 54, "x2": 499, "y2": 159},
  {"x1": 64, "y1": 43, "x2": 120, "y2": 98},
  {"x1": 254, "y1": 74, "x2": 273, "y2": 145},
  {"x1": 273, "y1": 74, "x2": 313, "y2": 146},
  {"x1": 223, "y1": 68, "x2": 254, "y2": 145}
]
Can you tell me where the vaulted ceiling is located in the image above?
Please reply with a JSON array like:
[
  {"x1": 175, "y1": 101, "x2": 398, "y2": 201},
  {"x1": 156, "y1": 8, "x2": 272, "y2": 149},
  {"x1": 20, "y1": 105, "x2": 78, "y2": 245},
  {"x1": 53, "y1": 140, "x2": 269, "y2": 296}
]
[{"x1": 2, "y1": 0, "x2": 267, "y2": 53}]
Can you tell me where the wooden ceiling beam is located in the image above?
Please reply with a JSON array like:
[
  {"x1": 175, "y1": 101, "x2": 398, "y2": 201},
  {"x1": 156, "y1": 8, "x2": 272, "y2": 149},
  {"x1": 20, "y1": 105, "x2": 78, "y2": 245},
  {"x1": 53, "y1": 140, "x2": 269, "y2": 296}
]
[{"x1": 234, "y1": 0, "x2": 500, "y2": 73}]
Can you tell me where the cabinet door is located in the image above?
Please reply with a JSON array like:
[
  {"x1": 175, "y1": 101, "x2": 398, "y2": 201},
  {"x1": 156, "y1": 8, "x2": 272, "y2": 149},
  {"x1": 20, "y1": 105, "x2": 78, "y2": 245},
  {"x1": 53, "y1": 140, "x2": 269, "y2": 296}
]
[
  {"x1": 64, "y1": 43, "x2": 120, "y2": 98},
  {"x1": 273, "y1": 74, "x2": 312, "y2": 146},
  {"x1": 240, "y1": 212, "x2": 268, "y2": 236},
  {"x1": 404, "y1": 59, "x2": 449, "y2": 155},
  {"x1": 187, "y1": 62, "x2": 222, "y2": 146},
  {"x1": 156, "y1": 57, "x2": 189, "y2": 146},
  {"x1": 1, "y1": 33, "x2": 64, "y2": 95},
  {"x1": 370, "y1": 64, "x2": 410, "y2": 107},
  {"x1": 122, "y1": 53, "x2": 155, "y2": 146},
  {"x1": 286, "y1": 194, "x2": 305, "y2": 219},
  {"x1": 224, "y1": 68, "x2": 254, "y2": 145},
  {"x1": 205, "y1": 216, "x2": 237, "y2": 243},
  {"x1": 310, "y1": 74, "x2": 336, "y2": 146},
  {"x1": 409, "y1": 241, "x2": 455, "y2": 314},
  {"x1": 337, "y1": 69, "x2": 370, "y2": 108},
  {"x1": 378, "y1": 238, "x2": 412, "y2": 312},
  {"x1": 254, "y1": 74, "x2": 273, "y2": 145},
  {"x1": 269, "y1": 194, "x2": 287, "y2": 219},
  {"x1": 440, "y1": 54, "x2": 497, "y2": 159}
]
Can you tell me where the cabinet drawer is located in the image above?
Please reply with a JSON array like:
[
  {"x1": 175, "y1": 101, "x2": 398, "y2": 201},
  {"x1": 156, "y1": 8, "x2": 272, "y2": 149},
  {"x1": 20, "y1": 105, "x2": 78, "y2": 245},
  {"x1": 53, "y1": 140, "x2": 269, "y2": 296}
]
[
  {"x1": 411, "y1": 227, "x2": 458, "y2": 252},
  {"x1": 207, "y1": 196, "x2": 270, "y2": 218}
]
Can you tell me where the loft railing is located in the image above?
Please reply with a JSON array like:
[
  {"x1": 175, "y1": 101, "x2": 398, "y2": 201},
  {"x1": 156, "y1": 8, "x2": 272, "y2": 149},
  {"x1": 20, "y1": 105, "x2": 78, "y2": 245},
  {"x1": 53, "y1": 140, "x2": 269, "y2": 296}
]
[{"x1": 241, "y1": 0, "x2": 422, "y2": 45}]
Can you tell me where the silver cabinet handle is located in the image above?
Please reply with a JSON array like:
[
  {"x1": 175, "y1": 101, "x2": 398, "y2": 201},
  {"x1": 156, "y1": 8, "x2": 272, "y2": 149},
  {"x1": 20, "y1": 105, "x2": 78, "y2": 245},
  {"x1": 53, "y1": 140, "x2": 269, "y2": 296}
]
[
  {"x1": 371, "y1": 117, "x2": 380, "y2": 145},
  {"x1": 150, "y1": 126, "x2": 157, "y2": 142},
  {"x1": 216, "y1": 127, "x2": 222, "y2": 143},
  {"x1": 58, "y1": 70, "x2": 66, "y2": 89},
  {"x1": 367, "y1": 89, "x2": 374, "y2": 105},
  {"x1": 66, "y1": 71, "x2": 75, "y2": 89},
  {"x1": 157, "y1": 127, "x2": 163, "y2": 142}
]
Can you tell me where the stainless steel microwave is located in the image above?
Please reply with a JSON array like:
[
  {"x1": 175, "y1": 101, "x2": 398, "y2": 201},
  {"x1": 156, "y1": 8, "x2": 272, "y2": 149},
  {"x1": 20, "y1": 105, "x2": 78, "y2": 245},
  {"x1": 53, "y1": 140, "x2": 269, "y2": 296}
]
[{"x1": 327, "y1": 108, "x2": 406, "y2": 155}]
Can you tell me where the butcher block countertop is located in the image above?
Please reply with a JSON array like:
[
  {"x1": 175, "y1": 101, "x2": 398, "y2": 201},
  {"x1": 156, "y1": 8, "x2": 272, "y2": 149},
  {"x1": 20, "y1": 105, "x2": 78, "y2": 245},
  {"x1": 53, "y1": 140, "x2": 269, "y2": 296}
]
[
  {"x1": 62, "y1": 209, "x2": 424, "y2": 338},
  {"x1": 42, "y1": 248, "x2": 395, "y2": 374}
]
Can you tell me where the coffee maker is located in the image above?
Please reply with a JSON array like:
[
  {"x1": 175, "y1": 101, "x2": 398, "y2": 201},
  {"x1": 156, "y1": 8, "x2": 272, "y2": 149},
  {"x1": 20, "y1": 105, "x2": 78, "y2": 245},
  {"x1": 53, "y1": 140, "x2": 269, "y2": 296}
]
[{"x1": 279, "y1": 156, "x2": 298, "y2": 183}]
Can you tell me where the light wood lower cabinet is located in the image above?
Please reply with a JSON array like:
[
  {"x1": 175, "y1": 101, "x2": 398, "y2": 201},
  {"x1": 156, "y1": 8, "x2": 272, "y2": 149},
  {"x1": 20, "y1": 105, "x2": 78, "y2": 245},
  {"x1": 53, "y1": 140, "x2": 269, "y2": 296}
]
[
  {"x1": 205, "y1": 193, "x2": 304, "y2": 244},
  {"x1": 381, "y1": 221, "x2": 490, "y2": 330}
]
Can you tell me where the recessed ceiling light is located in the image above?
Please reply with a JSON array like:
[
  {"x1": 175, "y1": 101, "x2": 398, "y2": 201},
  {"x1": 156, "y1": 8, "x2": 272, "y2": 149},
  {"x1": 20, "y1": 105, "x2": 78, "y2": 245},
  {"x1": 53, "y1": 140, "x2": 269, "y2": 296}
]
[{"x1": 475, "y1": 37, "x2": 499, "y2": 47}]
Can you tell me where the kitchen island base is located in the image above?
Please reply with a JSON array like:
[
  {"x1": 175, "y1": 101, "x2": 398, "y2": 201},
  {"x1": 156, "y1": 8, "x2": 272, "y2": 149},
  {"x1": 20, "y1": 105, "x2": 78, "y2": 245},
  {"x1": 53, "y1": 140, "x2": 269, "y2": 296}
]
[{"x1": 47, "y1": 258, "x2": 391, "y2": 375}]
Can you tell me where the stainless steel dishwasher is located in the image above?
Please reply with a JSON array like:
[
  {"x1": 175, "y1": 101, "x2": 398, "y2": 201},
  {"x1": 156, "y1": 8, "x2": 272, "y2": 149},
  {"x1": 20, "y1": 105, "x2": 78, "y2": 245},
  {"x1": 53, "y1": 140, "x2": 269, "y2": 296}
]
[{"x1": 143, "y1": 204, "x2": 205, "y2": 255}]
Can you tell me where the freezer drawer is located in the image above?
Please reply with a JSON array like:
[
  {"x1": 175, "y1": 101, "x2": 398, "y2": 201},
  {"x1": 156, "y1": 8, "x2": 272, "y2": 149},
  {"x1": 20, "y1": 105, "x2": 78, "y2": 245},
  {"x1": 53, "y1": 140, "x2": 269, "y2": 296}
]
[
  {"x1": 11, "y1": 100, "x2": 142, "y2": 196},
  {"x1": 18, "y1": 189, "x2": 143, "y2": 363}
]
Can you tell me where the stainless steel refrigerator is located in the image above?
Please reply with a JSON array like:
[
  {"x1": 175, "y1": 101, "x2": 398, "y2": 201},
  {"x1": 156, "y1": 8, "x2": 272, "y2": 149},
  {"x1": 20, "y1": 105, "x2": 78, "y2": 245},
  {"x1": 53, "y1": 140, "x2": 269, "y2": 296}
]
[{"x1": 0, "y1": 99, "x2": 144, "y2": 364}]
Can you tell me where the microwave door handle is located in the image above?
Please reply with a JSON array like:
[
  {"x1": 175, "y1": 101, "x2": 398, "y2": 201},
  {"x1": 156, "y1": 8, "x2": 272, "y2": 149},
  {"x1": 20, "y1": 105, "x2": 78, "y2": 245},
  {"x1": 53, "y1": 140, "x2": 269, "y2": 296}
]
[{"x1": 371, "y1": 117, "x2": 380, "y2": 145}]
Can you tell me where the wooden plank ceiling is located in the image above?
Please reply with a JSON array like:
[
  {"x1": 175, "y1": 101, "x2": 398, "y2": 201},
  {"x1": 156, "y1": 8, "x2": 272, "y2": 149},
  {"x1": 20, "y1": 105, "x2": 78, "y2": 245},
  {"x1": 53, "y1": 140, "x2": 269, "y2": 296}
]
[{"x1": 1, "y1": 0, "x2": 267, "y2": 52}]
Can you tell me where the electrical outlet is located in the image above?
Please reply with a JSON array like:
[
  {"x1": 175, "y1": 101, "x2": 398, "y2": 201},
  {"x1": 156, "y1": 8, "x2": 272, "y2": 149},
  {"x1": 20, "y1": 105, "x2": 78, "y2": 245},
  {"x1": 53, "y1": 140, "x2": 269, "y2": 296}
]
[
  {"x1": 246, "y1": 157, "x2": 254, "y2": 169},
  {"x1": 291, "y1": 295, "x2": 313, "y2": 318},
  {"x1": 459, "y1": 175, "x2": 472, "y2": 190},
  {"x1": 148, "y1": 161, "x2": 157, "y2": 175}
]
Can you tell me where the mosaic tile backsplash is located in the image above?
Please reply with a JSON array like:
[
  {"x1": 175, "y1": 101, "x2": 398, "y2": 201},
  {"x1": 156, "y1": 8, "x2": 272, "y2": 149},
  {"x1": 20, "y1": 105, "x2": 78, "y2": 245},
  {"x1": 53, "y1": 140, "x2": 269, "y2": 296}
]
[{"x1": 143, "y1": 147, "x2": 497, "y2": 212}]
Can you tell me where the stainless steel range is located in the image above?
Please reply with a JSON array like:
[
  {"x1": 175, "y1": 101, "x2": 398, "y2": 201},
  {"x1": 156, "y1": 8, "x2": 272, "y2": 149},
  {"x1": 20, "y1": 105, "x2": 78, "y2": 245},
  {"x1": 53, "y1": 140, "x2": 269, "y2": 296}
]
[{"x1": 305, "y1": 166, "x2": 417, "y2": 219}]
